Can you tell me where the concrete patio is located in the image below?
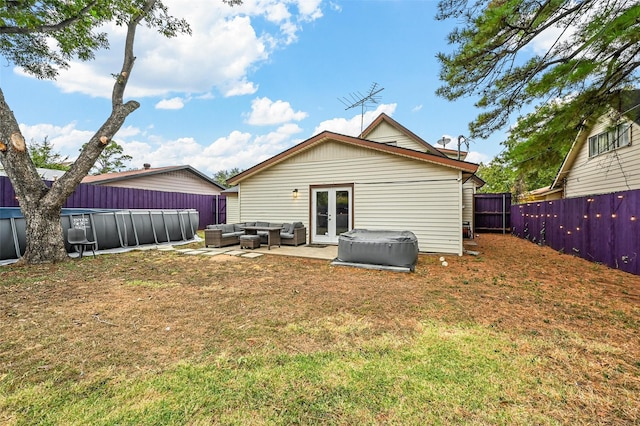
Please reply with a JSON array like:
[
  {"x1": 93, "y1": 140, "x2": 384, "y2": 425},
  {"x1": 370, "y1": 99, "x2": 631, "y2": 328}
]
[{"x1": 167, "y1": 243, "x2": 338, "y2": 260}]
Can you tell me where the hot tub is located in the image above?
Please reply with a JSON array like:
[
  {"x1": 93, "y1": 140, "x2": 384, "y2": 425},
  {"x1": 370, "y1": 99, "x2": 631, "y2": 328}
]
[{"x1": 335, "y1": 229, "x2": 419, "y2": 272}]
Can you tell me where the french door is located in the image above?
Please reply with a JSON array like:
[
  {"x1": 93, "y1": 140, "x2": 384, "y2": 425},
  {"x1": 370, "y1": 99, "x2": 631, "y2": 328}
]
[{"x1": 311, "y1": 186, "x2": 352, "y2": 244}]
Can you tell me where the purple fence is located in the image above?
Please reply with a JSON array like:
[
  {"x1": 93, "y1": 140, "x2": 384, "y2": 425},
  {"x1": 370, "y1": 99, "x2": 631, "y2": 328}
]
[
  {"x1": 1, "y1": 176, "x2": 226, "y2": 229},
  {"x1": 474, "y1": 193, "x2": 511, "y2": 233},
  {"x1": 511, "y1": 189, "x2": 639, "y2": 276}
]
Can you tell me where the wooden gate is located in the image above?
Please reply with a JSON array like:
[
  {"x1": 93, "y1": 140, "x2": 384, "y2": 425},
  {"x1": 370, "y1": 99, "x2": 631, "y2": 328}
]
[{"x1": 474, "y1": 193, "x2": 511, "y2": 233}]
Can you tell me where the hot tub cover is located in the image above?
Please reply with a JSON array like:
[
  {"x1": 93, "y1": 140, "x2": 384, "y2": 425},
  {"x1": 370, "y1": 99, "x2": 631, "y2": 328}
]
[{"x1": 337, "y1": 229, "x2": 419, "y2": 271}]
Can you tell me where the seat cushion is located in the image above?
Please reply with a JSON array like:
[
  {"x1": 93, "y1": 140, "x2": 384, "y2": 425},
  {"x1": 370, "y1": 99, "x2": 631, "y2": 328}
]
[
  {"x1": 206, "y1": 224, "x2": 222, "y2": 230},
  {"x1": 280, "y1": 232, "x2": 294, "y2": 239},
  {"x1": 256, "y1": 221, "x2": 269, "y2": 227},
  {"x1": 222, "y1": 224, "x2": 235, "y2": 233},
  {"x1": 282, "y1": 223, "x2": 293, "y2": 233},
  {"x1": 240, "y1": 234, "x2": 261, "y2": 241},
  {"x1": 293, "y1": 222, "x2": 304, "y2": 229}
]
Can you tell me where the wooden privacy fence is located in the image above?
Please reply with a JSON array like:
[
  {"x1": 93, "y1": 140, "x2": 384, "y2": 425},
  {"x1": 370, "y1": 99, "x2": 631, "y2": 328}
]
[
  {"x1": 511, "y1": 189, "x2": 639, "y2": 276},
  {"x1": 474, "y1": 193, "x2": 511, "y2": 233},
  {"x1": 0, "y1": 176, "x2": 226, "y2": 229}
]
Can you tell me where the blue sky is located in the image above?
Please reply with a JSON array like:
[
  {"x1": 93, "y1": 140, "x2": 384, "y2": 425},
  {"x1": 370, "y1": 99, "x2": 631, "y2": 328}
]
[{"x1": 1, "y1": 0, "x2": 533, "y2": 176}]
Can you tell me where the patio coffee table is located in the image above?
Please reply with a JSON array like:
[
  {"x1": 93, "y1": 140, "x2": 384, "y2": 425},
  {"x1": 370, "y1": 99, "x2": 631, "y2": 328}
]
[{"x1": 241, "y1": 226, "x2": 283, "y2": 250}]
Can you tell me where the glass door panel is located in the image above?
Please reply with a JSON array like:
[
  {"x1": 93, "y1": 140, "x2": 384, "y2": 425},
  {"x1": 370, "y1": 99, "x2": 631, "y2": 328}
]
[
  {"x1": 312, "y1": 187, "x2": 352, "y2": 243},
  {"x1": 335, "y1": 190, "x2": 350, "y2": 235},
  {"x1": 315, "y1": 190, "x2": 328, "y2": 237}
]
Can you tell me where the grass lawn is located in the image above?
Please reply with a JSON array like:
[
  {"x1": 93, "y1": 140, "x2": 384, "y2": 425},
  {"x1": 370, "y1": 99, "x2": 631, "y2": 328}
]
[{"x1": 1, "y1": 234, "x2": 638, "y2": 425}]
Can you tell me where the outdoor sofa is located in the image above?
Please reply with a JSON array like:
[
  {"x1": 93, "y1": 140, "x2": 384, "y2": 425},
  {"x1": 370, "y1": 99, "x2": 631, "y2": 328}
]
[{"x1": 204, "y1": 221, "x2": 306, "y2": 248}]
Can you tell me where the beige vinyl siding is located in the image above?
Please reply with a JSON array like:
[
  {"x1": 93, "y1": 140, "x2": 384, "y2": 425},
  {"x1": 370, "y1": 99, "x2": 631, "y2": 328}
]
[
  {"x1": 364, "y1": 121, "x2": 428, "y2": 152},
  {"x1": 564, "y1": 119, "x2": 640, "y2": 198},
  {"x1": 238, "y1": 141, "x2": 463, "y2": 254},
  {"x1": 97, "y1": 170, "x2": 222, "y2": 195},
  {"x1": 462, "y1": 180, "x2": 476, "y2": 230},
  {"x1": 225, "y1": 193, "x2": 240, "y2": 224}
]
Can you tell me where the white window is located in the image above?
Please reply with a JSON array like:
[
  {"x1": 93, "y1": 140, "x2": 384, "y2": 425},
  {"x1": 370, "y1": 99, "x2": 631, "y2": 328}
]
[{"x1": 588, "y1": 122, "x2": 631, "y2": 157}]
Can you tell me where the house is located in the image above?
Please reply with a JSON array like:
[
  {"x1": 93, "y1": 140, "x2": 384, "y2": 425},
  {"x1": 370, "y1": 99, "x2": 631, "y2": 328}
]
[
  {"x1": 82, "y1": 164, "x2": 224, "y2": 195},
  {"x1": 226, "y1": 113, "x2": 482, "y2": 255},
  {"x1": 358, "y1": 113, "x2": 484, "y2": 239},
  {"x1": 518, "y1": 185, "x2": 564, "y2": 203},
  {"x1": 550, "y1": 90, "x2": 640, "y2": 198},
  {"x1": 0, "y1": 166, "x2": 66, "y2": 182},
  {"x1": 222, "y1": 185, "x2": 240, "y2": 223}
]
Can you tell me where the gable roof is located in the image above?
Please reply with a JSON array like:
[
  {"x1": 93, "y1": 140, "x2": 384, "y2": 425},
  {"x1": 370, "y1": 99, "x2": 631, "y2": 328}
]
[
  {"x1": 359, "y1": 113, "x2": 448, "y2": 158},
  {"x1": 551, "y1": 89, "x2": 640, "y2": 190},
  {"x1": 437, "y1": 147, "x2": 468, "y2": 160},
  {"x1": 1, "y1": 166, "x2": 66, "y2": 181},
  {"x1": 227, "y1": 131, "x2": 479, "y2": 185},
  {"x1": 82, "y1": 165, "x2": 225, "y2": 190},
  {"x1": 613, "y1": 89, "x2": 640, "y2": 125}
]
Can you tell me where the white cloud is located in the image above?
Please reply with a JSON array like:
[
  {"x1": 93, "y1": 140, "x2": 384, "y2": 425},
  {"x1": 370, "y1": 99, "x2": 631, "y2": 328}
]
[
  {"x1": 204, "y1": 131, "x2": 253, "y2": 158},
  {"x1": 246, "y1": 97, "x2": 308, "y2": 125},
  {"x1": 465, "y1": 151, "x2": 490, "y2": 164},
  {"x1": 254, "y1": 123, "x2": 303, "y2": 145},
  {"x1": 265, "y1": 2, "x2": 291, "y2": 23},
  {"x1": 123, "y1": 136, "x2": 204, "y2": 170},
  {"x1": 115, "y1": 125, "x2": 143, "y2": 139},
  {"x1": 19, "y1": 122, "x2": 94, "y2": 154},
  {"x1": 528, "y1": 25, "x2": 574, "y2": 56},
  {"x1": 296, "y1": 0, "x2": 323, "y2": 21},
  {"x1": 18, "y1": 118, "x2": 300, "y2": 176},
  {"x1": 114, "y1": 124, "x2": 304, "y2": 176},
  {"x1": 412, "y1": 104, "x2": 423, "y2": 112},
  {"x1": 525, "y1": 5, "x2": 598, "y2": 56},
  {"x1": 313, "y1": 103, "x2": 397, "y2": 136},
  {"x1": 35, "y1": 1, "x2": 324, "y2": 100},
  {"x1": 155, "y1": 97, "x2": 186, "y2": 110},
  {"x1": 222, "y1": 79, "x2": 259, "y2": 98}
]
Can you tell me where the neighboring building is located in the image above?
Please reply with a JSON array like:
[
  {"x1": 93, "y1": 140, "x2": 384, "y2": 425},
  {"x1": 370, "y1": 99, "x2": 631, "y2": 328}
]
[
  {"x1": 82, "y1": 164, "x2": 224, "y2": 195},
  {"x1": 227, "y1": 113, "x2": 482, "y2": 255},
  {"x1": 222, "y1": 186, "x2": 240, "y2": 224},
  {"x1": 551, "y1": 90, "x2": 640, "y2": 198},
  {"x1": 0, "y1": 167, "x2": 66, "y2": 181},
  {"x1": 518, "y1": 185, "x2": 564, "y2": 203}
]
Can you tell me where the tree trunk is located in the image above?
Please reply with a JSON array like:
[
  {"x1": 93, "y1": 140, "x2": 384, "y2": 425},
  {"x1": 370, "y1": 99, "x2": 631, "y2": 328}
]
[
  {"x1": 0, "y1": 4, "x2": 146, "y2": 264},
  {"x1": 21, "y1": 204, "x2": 69, "y2": 263}
]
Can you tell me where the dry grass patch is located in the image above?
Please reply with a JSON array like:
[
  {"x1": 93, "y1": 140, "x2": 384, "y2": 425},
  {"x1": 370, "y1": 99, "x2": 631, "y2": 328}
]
[{"x1": 0, "y1": 234, "x2": 638, "y2": 424}]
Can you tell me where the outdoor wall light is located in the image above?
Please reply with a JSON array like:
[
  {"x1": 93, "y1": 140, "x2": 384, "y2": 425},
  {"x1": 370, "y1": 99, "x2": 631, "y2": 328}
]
[{"x1": 293, "y1": 189, "x2": 299, "y2": 199}]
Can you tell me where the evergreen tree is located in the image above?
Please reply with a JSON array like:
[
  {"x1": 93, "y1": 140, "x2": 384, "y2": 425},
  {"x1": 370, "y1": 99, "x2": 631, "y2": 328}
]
[
  {"x1": 29, "y1": 137, "x2": 69, "y2": 171},
  {"x1": 437, "y1": 0, "x2": 640, "y2": 190}
]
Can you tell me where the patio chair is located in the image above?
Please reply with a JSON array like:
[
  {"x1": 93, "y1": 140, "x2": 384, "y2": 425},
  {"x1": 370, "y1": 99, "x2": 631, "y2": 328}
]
[{"x1": 67, "y1": 227, "x2": 96, "y2": 259}]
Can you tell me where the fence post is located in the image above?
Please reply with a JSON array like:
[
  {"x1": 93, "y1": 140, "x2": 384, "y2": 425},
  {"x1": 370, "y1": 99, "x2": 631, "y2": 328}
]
[{"x1": 502, "y1": 193, "x2": 506, "y2": 234}]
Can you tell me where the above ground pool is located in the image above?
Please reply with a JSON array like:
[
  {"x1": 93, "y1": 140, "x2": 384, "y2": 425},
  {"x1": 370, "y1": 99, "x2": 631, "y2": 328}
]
[{"x1": 0, "y1": 207, "x2": 199, "y2": 262}]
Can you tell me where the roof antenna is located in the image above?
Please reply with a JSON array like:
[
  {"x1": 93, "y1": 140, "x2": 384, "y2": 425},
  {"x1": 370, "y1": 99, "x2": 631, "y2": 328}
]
[{"x1": 339, "y1": 82, "x2": 384, "y2": 137}]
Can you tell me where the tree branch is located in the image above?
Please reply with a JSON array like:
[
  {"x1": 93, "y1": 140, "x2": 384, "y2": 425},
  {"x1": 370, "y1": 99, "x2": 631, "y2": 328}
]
[
  {"x1": 42, "y1": 1, "x2": 160, "y2": 207},
  {"x1": 0, "y1": 1, "x2": 100, "y2": 35}
]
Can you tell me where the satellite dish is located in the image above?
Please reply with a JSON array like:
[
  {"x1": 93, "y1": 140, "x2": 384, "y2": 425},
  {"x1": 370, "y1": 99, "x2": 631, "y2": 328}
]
[{"x1": 437, "y1": 136, "x2": 451, "y2": 148}]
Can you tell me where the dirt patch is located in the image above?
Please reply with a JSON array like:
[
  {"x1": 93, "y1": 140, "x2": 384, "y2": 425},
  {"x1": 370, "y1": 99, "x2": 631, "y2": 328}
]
[{"x1": 1, "y1": 234, "x2": 638, "y2": 421}]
